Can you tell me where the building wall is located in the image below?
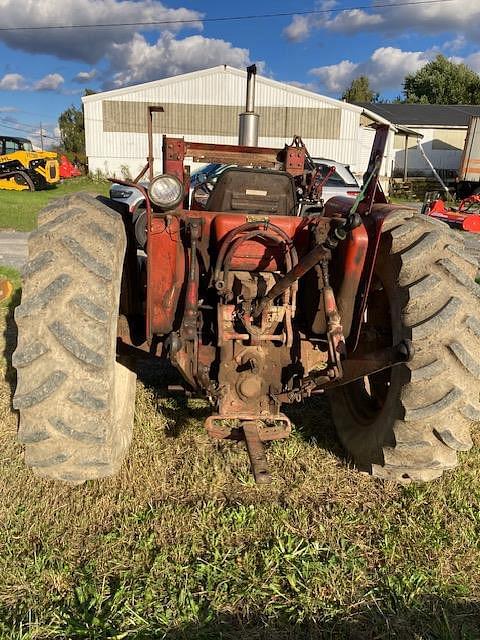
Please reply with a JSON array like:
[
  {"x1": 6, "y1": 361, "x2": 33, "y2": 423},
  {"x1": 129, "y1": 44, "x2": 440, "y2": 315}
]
[
  {"x1": 393, "y1": 126, "x2": 467, "y2": 176},
  {"x1": 83, "y1": 67, "x2": 388, "y2": 180}
]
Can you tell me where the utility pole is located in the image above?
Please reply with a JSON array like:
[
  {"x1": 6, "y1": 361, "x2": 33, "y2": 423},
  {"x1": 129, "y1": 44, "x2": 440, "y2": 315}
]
[{"x1": 40, "y1": 123, "x2": 44, "y2": 150}]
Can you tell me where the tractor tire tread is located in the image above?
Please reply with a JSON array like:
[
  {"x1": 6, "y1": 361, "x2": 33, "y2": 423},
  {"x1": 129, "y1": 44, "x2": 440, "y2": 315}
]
[
  {"x1": 330, "y1": 211, "x2": 480, "y2": 482},
  {"x1": 13, "y1": 192, "x2": 136, "y2": 483}
]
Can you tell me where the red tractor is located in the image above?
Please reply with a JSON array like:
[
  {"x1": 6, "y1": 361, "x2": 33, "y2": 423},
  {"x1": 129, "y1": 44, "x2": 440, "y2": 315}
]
[{"x1": 13, "y1": 70, "x2": 479, "y2": 485}]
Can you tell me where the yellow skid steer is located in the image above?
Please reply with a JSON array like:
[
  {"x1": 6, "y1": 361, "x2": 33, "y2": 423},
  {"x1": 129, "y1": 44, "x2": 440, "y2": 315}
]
[{"x1": 0, "y1": 136, "x2": 60, "y2": 191}]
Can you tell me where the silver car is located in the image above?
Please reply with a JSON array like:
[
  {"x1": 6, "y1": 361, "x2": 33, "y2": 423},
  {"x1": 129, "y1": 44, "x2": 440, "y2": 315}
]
[
  {"x1": 109, "y1": 182, "x2": 147, "y2": 215},
  {"x1": 109, "y1": 182, "x2": 148, "y2": 249},
  {"x1": 311, "y1": 158, "x2": 361, "y2": 202}
]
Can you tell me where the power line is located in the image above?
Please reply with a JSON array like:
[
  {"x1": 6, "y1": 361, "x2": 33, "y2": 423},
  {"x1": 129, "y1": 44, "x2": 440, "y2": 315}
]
[
  {"x1": 0, "y1": 0, "x2": 455, "y2": 31},
  {"x1": 0, "y1": 119, "x2": 59, "y2": 140}
]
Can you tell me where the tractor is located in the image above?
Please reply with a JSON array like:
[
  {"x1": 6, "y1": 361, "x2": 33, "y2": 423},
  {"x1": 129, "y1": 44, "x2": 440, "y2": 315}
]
[
  {"x1": 0, "y1": 136, "x2": 60, "y2": 191},
  {"x1": 12, "y1": 67, "x2": 479, "y2": 484}
]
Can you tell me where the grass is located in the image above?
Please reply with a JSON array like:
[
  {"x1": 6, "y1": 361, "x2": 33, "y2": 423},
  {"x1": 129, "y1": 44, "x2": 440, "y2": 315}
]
[
  {"x1": 0, "y1": 274, "x2": 479, "y2": 639},
  {"x1": 0, "y1": 177, "x2": 110, "y2": 231}
]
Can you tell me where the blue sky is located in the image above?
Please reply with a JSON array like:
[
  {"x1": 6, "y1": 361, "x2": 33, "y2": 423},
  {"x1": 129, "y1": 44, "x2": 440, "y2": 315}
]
[{"x1": 0, "y1": 0, "x2": 477, "y2": 147}]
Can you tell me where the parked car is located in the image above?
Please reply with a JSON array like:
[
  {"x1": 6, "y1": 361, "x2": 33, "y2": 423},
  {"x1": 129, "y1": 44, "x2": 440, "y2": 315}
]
[
  {"x1": 109, "y1": 181, "x2": 146, "y2": 214},
  {"x1": 110, "y1": 163, "x2": 228, "y2": 212},
  {"x1": 109, "y1": 181, "x2": 148, "y2": 249},
  {"x1": 190, "y1": 163, "x2": 229, "y2": 188},
  {"x1": 311, "y1": 158, "x2": 361, "y2": 201}
]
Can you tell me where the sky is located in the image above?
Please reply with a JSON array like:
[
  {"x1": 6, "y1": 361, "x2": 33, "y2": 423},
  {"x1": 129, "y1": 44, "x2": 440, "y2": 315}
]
[{"x1": 0, "y1": 0, "x2": 478, "y2": 147}]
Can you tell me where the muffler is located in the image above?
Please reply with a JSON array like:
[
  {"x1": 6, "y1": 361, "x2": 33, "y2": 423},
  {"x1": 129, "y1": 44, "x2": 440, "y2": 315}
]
[{"x1": 238, "y1": 64, "x2": 259, "y2": 147}]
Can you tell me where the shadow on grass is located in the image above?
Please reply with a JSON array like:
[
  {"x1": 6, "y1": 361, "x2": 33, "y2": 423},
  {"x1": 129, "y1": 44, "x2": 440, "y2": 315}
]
[
  {"x1": 3, "y1": 596, "x2": 478, "y2": 640},
  {"x1": 2, "y1": 285, "x2": 20, "y2": 410},
  {"x1": 1, "y1": 282, "x2": 346, "y2": 469},
  {"x1": 135, "y1": 354, "x2": 345, "y2": 461}
]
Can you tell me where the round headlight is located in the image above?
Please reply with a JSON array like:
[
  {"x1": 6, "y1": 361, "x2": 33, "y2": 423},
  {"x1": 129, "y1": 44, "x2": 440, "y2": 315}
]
[{"x1": 148, "y1": 174, "x2": 184, "y2": 210}]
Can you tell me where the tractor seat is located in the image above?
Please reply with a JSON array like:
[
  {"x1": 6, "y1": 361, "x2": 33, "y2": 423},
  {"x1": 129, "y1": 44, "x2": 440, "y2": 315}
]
[{"x1": 206, "y1": 167, "x2": 297, "y2": 215}]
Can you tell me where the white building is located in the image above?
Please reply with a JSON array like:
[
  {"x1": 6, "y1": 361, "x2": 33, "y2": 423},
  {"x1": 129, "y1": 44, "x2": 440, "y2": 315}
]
[
  {"x1": 355, "y1": 103, "x2": 480, "y2": 178},
  {"x1": 82, "y1": 65, "x2": 394, "y2": 181}
]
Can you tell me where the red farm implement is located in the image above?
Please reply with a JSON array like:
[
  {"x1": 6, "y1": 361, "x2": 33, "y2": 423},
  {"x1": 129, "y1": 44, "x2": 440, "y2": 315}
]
[{"x1": 422, "y1": 191, "x2": 480, "y2": 233}]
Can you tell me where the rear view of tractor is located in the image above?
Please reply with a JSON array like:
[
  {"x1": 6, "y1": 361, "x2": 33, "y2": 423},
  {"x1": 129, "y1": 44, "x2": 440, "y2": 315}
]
[
  {"x1": 13, "y1": 67, "x2": 480, "y2": 485},
  {"x1": 0, "y1": 136, "x2": 60, "y2": 191}
]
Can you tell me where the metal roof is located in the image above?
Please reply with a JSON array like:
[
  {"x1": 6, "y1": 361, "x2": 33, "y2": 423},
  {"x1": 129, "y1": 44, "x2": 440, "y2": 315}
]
[
  {"x1": 354, "y1": 103, "x2": 480, "y2": 127},
  {"x1": 81, "y1": 65, "x2": 392, "y2": 125},
  {"x1": 0, "y1": 135, "x2": 31, "y2": 143},
  {"x1": 83, "y1": 66, "x2": 360, "y2": 111}
]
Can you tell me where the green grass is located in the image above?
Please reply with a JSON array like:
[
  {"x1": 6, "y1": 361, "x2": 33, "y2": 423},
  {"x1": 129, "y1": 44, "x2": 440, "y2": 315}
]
[
  {"x1": 0, "y1": 178, "x2": 110, "y2": 231},
  {"x1": 0, "y1": 276, "x2": 479, "y2": 639}
]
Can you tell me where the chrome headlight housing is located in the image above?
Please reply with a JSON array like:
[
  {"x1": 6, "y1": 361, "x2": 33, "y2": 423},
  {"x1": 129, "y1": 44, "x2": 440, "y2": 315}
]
[{"x1": 148, "y1": 174, "x2": 184, "y2": 210}]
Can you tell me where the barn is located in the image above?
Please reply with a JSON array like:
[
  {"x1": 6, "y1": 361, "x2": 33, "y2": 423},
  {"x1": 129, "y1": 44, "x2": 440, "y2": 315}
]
[{"x1": 82, "y1": 65, "x2": 394, "y2": 182}]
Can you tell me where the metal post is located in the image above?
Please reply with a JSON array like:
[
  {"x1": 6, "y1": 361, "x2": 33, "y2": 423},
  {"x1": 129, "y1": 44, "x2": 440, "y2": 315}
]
[
  {"x1": 403, "y1": 134, "x2": 408, "y2": 181},
  {"x1": 245, "y1": 64, "x2": 256, "y2": 112},
  {"x1": 239, "y1": 65, "x2": 259, "y2": 147},
  {"x1": 147, "y1": 106, "x2": 164, "y2": 181}
]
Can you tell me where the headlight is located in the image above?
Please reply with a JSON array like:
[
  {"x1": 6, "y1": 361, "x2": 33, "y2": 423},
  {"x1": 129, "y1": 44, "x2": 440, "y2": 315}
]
[{"x1": 148, "y1": 174, "x2": 184, "y2": 210}]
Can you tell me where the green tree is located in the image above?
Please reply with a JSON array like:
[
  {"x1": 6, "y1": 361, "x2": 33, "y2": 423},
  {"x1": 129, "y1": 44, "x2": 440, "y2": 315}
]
[
  {"x1": 342, "y1": 76, "x2": 379, "y2": 102},
  {"x1": 404, "y1": 54, "x2": 480, "y2": 104},
  {"x1": 58, "y1": 104, "x2": 85, "y2": 154}
]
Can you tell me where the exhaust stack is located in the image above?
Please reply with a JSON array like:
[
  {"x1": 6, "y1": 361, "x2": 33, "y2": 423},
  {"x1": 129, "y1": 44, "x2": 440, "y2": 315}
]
[{"x1": 238, "y1": 64, "x2": 259, "y2": 147}]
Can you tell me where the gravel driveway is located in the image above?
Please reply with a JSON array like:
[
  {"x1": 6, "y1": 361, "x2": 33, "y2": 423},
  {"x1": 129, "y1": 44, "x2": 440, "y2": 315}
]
[{"x1": 0, "y1": 232, "x2": 29, "y2": 271}]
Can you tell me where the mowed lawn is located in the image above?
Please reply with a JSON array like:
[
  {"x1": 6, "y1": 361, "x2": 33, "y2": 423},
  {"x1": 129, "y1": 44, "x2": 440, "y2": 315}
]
[
  {"x1": 0, "y1": 279, "x2": 479, "y2": 639},
  {"x1": 0, "y1": 178, "x2": 110, "y2": 231}
]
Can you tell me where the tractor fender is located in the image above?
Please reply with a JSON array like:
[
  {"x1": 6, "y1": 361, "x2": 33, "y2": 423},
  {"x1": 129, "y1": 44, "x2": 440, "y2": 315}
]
[{"x1": 349, "y1": 203, "x2": 417, "y2": 350}]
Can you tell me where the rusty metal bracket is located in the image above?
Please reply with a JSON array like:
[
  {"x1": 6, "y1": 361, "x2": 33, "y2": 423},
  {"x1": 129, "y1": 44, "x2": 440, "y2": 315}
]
[
  {"x1": 324, "y1": 339, "x2": 414, "y2": 389},
  {"x1": 205, "y1": 414, "x2": 291, "y2": 441},
  {"x1": 243, "y1": 421, "x2": 272, "y2": 484}
]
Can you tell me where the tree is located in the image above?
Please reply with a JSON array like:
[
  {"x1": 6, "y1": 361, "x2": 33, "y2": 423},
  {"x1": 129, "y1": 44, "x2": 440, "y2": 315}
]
[
  {"x1": 342, "y1": 76, "x2": 379, "y2": 102},
  {"x1": 404, "y1": 55, "x2": 480, "y2": 104},
  {"x1": 58, "y1": 104, "x2": 85, "y2": 154}
]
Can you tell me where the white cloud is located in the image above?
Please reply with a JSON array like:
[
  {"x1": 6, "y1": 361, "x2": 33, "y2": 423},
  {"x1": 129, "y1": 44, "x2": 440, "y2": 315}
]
[
  {"x1": 283, "y1": 15, "x2": 311, "y2": 43},
  {"x1": 108, "y1": 32, "x2": 252, "y2": 88},
  {"x1": 287, "y1": 80, "x2": 320, "y2": 92},
  {"x1": 74, "y1": 69, "x2": 97, "y2": 83},
  {"x1": 442, "y1": 35, "x2": 467, "y2": 54},
  {"x1": 0, "y1": 0, "x2": 261, "y2": 92},
  {"x1": 310, "y1": 47, "x2": 431, "y2": 94},
  {"x1": 283, "y1": 0, "x2": 340, "y2": 42},
  {"x1": 34, "y1": 73, "x2": 64, "y2": 91},
  {"x1": 310, "y1": 60, "x2": 358, "y2": 93},
  {"x1": 323, "y1": 9, "x2": 384, "y2": 33},
  {"x1": 284, "y1": 0, "x2": 480, "y2": 46},
  {"x1": 0, "y1": 0, "x2": 203, "y2": 63},
  {"x1": 0, "y1": 73, "x2": 27, "y2": 90},
  {"x1": 0, "y1": 106, "x2": 18, "y2": 112}
]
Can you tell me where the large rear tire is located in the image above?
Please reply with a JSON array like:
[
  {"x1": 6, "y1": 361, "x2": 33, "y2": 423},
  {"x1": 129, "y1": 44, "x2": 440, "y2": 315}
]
[
  {"x1": 13, "y1": 192, "x2": 136, "y2": 484},
  {"x1": 329, "y1": 210, "x2": 480, "y2": 482}
]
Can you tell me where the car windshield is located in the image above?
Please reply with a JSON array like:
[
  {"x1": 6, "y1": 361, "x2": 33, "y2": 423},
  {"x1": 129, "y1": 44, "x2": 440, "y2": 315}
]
[
  {"x1": 315, "y1": 161, "x2": 358, "y2": 187},
  {"x1": 21, "y1": 141, "x2": 33, "y2": 151},
  {"x1": 191, "y1": 163, "x2": 223, "y2": 183}
]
